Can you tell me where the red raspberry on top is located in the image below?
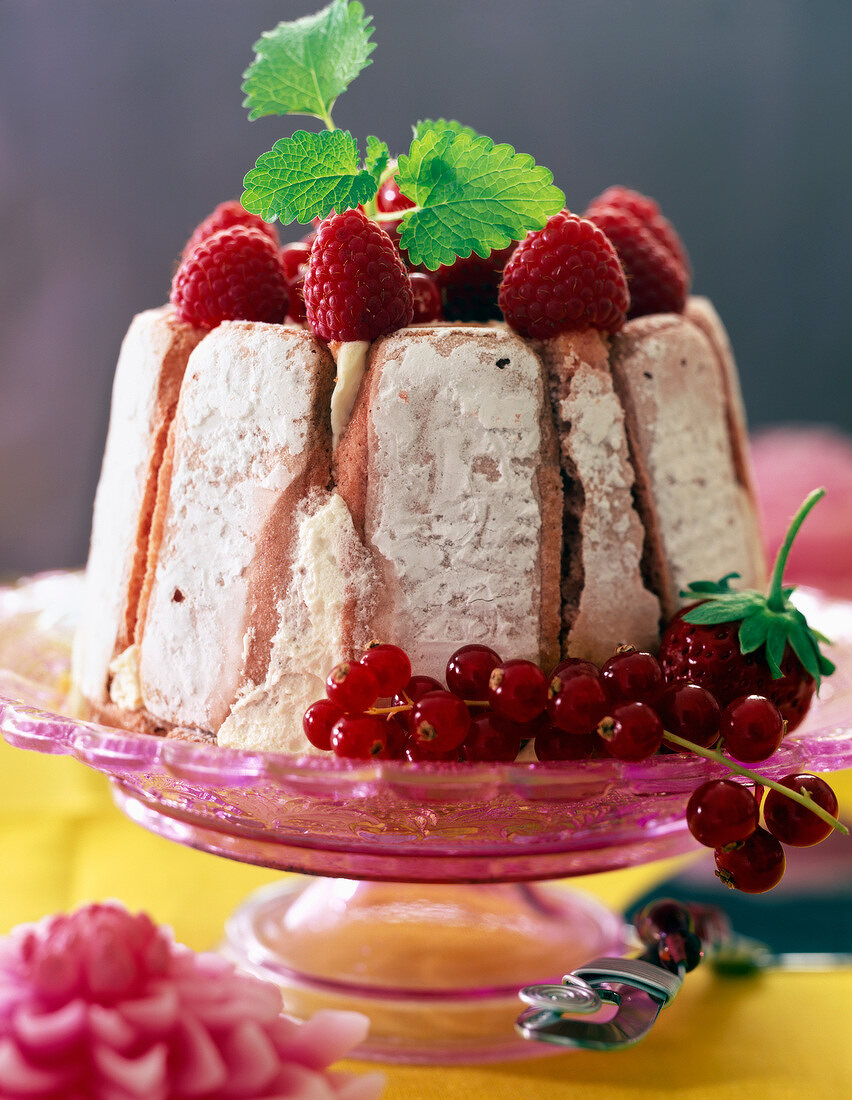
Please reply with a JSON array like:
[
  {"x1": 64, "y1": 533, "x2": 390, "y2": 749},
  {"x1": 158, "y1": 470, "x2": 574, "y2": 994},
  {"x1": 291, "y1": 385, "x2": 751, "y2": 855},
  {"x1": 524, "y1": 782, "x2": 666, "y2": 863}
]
[
  {"x1": 587, "y1": 186, "x2": 690, "y2": 274},
  {"x1": 584, "y1": 187, "x2": 690, "y2": 318},
  {"x1": 170, "y1": 225, "x2": 289, "y2": 329},
  {"x1": 181, "y1": 199, "x2": 278, "y2": 259},
  {"x1": 304, "y1": 208, "x2": 414, "y2": 343},
  {"x1": 498, "y1": 211, "x2": 629, "y2": 338}
]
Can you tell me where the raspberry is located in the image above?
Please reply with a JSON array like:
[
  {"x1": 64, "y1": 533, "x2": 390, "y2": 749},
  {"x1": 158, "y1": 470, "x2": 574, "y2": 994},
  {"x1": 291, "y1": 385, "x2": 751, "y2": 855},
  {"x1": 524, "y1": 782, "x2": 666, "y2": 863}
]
[
  {"x1": 170, "y1": 226, "x2": 289, "y2": 330},
  {"x1": 498, "y1": 211, "x2": 629, "y2": 338},
  {"x1": 586, "y1": 186, "x2": 690, "y2": 274},
  {"x1": 181, "y1": 199, "x2": 278, "y2": 259},
  {"x1": 303, "y1": 208, "x2": 414, "y2": 342},
  {"x1": 582, "y1": 203, "x2": 688, "y2": 318}
]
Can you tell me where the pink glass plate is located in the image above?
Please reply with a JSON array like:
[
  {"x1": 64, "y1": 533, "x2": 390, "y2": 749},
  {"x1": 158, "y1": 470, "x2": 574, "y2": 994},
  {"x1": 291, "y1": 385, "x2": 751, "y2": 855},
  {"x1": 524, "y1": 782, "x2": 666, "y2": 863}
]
[
  {"x1": 2, "y1": 572, "x2": 850, "y2": 885},
  {"x1": 2, "y1": 571, "x2": 851, "y2": 1063}
]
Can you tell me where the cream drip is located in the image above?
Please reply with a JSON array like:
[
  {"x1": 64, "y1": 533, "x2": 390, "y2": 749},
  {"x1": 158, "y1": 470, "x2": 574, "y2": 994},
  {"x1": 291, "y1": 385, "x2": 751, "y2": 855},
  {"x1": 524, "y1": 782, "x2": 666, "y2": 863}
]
[
  {"x1": 108, "y1": 644, "x2": 143, "y2": 710},
  {"x1": 329, "y1": 341, "x2": 370, "y2": 446}
]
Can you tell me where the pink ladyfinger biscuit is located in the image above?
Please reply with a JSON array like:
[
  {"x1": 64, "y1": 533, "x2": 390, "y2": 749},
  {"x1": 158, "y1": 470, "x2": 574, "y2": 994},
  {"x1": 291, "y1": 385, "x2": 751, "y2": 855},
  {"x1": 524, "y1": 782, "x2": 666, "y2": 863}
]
[
  {"x1": 136, "y1": 322, "x2": 342, "y2": 742},
  {"x1": 72, "y1": 307, "x2": 204, "y2": 709},
  {"x1": 335, "y1": 326, "x2": 562, "y2": 681},
  {"x1": 610, "y1": 311, "x2": 766, "y2": 620},
  {"x1": 539, "y1": 330, "x2": 662, "y2": 663}
]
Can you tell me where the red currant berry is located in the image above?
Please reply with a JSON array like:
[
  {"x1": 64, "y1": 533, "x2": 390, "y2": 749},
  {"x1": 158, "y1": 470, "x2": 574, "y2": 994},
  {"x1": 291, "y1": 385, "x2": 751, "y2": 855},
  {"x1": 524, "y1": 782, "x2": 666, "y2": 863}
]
[
  {"x1": 376, "y1": 175, "x2": 415, "y2": 215},
  {"x1": 302, "y1": 699, "x2": 343, "y2": 752},
  {"x1": 685, "y1": 778, "x2": 759, "y2": 848},
  {"x1": 714, "y1": 828, "x2": 786, "y2": 893},
  {"x1": 392, "y1": 675, "x2": 443, "y2": 731},
  {"x1": 764, "y1": 773, "x2": 838, "y2": 847},
  {"x1": 325, "y1": 661, "x2": 379, "y2": 714},
  {"x1": 403, "y1": 739, "x2": 460, "y2": 762},
  {"x1": 600, "y1": 648, "x2": 663, "y2": 704},
  {"x1": 535, "y1": 728, "x2": 601, "y2": 762},
  {"x1": 461, "y1": 713, "x2": 522, "y2": 762},
  {"x1": 286, "y1": 274, "x2": 306, "y2": 323},
  {"x1": 548, "y1": 671, "x2": 608, "y2": 735},
  {"x1": 549, "y1": 657, "x2": 599, "y2": 682},
  {"x1": 720, "y1": 695, "x2": 785, "y2": 762},
  {"x1": 383, "y1": 715, "x2": 409, "y2": 760},
  {"x1": 280, "y1": 242, "x2": 311, "y2": 280},
  {"x1": 446, "y1": 644, "x2": 502, "y2": 701},
  {"x1": 359, "y1": 643, "x2": 412, "y2": 697},
  {"x1": 489, "y1": 660, "x2": 549, "y2": 723},
  {"x1": 411, "y1": 690, "x2": 471, "y2": 752},
  {"x1": 330, "y1": 714, "x2": 388, "y2": 758},
  {"x1": 599, "y1": 701, "x2": 663, "y2": 761},
  {"x1": 657, "y1": 681, "x2": 721, "y2": 749},
  {"x1": 409, "y1": 272, "x2": 444, "y2": 323}
]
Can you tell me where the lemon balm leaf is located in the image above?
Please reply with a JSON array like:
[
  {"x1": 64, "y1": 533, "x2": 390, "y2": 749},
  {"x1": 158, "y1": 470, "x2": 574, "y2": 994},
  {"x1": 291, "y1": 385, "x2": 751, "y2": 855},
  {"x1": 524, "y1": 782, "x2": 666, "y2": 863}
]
[
  {"x1": 242, "y1": 130, "x2": 377, "y2": 224},
  {"x1": 414, "y1": 118, "x2": 480, "y2": 141},
  {"x1": 242, "y1": 0, "x2": 375, "y2": 126},
  {"x1": 395, "y1": 130, "x2": 564, "y2": 269}
]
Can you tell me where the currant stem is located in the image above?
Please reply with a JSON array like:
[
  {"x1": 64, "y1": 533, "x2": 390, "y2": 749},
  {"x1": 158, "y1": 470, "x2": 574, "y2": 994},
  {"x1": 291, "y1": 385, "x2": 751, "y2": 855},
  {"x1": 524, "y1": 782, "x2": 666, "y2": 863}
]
[
  {"x1": 367, "y1": 698, "x2": 490, "y2": 718},
  {"x1": 663, "y1": 730, "x2": 848, "y2": 836},
  {"x1": 372, "y1": 208, "x2": 421, "y2": 222},
  {"x1": 766, "y1": 488, "x2": 825, "y2": 612}
]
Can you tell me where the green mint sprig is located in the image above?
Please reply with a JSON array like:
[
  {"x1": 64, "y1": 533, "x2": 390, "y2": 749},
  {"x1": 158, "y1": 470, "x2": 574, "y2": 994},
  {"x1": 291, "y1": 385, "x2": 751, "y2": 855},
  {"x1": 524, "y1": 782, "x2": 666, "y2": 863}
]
[
  {"x1": 394, "y1": 130, "x2": 564, "y2": 269},
  {"x1": 680, "y1": 489, "x2": 835, "y2": 688},
  {"x1": 242, "y1": 129, "x2": 377, "y2": 223},
  {"x1": 242, "y1": 0, "x2": 375, "y2": 128}
]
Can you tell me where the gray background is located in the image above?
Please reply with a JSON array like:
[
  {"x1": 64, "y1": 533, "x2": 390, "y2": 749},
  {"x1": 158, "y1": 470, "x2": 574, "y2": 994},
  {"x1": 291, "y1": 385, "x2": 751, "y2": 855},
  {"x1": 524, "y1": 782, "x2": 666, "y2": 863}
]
[{"x1": 1, "y1": 0, "x2": 851, "y2": 574}]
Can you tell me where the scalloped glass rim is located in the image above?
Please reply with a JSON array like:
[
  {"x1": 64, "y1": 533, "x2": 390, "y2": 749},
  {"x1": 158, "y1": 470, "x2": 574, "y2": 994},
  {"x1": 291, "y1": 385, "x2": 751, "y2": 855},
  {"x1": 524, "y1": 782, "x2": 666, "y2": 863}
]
[{"x1": 1, "y1": 572, "x2": 851, "y2": 882}]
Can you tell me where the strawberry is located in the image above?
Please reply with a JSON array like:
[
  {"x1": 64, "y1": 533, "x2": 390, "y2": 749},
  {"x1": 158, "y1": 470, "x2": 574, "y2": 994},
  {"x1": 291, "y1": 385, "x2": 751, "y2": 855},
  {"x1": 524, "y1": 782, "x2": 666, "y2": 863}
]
[{"x1": 658, "y1": 490, "x2": 835, "y2": 732}]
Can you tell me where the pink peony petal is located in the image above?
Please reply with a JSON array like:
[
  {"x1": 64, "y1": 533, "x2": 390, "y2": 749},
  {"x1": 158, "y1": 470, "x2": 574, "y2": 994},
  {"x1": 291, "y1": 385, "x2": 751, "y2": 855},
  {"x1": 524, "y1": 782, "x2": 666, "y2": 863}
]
[
  {"x1": 216, "y1": 1020, "x2": 280, "y2": 1097},
  {"x1": 328, "y1": 1071, "x2": 388, "y2": 1100},
  {"x1": 274, "y1": 1011, "x2": 370, "y2": 1071},
  {"x1": 92, "y1": 1041, "x2": 167, "y2": 1097},
  {"x1": 88, "y1": 1004, "x2": 138, "y2": 1052},
  {"x1": 169, "y1": 1016, "x2": 227, "y2": 1098},
  {"x1": 264, "y1": 1062, "x2": 338, "y2": 1100},
  {"x1": 117, "y1": 986, "x2": 179, "y2": 1035},
  {"x1": 12, "y1": 999, "x2": 87, "y2": 1056},
  {"x1": 0, "y1": 1035, "x2": 77, "y2": 1095}
]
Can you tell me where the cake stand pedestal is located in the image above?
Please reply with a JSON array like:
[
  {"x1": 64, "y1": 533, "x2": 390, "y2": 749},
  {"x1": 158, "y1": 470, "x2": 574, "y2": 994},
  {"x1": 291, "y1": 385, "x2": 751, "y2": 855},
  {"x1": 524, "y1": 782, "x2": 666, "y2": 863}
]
[{"x1": 2, "y1": 573, "x2": 852, "y2": 1063}]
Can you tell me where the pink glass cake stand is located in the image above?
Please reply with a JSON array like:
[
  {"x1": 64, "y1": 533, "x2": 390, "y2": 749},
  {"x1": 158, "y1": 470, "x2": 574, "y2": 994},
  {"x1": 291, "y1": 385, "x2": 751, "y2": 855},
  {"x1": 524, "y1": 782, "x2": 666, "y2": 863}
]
[{"x1": 2, "y1": 572, "x2": 852, "y2": 1063}]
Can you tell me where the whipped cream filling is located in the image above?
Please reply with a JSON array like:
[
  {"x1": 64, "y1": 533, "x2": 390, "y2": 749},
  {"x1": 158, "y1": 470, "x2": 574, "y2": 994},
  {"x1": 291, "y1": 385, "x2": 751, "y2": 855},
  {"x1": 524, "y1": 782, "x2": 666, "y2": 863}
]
[
  {"x1": 329, "y1": 341, "x2": 369, "y2": 445},
  {"x1": 108, "y1": 644, "x2": 142, "y2": 710},
  {"x1": 218, "y1": 491, "x2": 375, "y2": 753}
]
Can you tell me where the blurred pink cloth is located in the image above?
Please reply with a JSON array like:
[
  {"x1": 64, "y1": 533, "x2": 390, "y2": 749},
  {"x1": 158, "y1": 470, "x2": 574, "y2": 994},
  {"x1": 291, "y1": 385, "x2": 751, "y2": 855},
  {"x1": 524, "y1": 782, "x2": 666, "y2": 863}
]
[{"x1": 750, "y1": 426, "x2": 852, "y2": 599}]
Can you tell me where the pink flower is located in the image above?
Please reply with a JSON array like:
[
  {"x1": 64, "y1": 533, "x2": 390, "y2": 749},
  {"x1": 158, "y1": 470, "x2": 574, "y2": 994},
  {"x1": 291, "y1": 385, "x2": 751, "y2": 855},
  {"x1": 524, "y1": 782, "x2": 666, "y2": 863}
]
[
  {"x1": 750, "y1": 426, "x2": 852, "y2": 599},
  {"x1": 0, "y1": 903, "x2": 385, "y2": 1099}
]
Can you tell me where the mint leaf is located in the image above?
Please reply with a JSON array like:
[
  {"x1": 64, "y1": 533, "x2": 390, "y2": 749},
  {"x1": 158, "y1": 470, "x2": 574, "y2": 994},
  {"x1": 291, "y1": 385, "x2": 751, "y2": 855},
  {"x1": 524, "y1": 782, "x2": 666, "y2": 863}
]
[
  {"x1": 365, "y1": 135, "x2": 390, "y2": 185},
  {"x1": 395, "y1": 130, "x2": 565, "y2": 269},
  {"x1": 242, "y1": 129, "x2": 377, "y2": 224},
  {"x1": 242, "y1": 0, "x2": 375, "y2": 126},
  {"x1": 414, "y1": 118, "x2": 480, "y2": 141}
]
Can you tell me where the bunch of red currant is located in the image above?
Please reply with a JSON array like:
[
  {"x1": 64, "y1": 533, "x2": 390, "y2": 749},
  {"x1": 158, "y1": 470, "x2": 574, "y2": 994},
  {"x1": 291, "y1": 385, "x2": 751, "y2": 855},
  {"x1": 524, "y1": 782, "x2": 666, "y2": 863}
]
[{"x1": 303, "y1": 640, "x2": 844, "y2": 893}]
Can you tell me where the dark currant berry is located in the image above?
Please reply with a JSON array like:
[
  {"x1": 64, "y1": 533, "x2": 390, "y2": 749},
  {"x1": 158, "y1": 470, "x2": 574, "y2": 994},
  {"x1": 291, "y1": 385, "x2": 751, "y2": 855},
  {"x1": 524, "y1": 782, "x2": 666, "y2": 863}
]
[
  {"x1": 383, "y1": 715, "x2": 409, "y2": 760},
  {"x1": 280, "y1": 241, "x2": 312, "y2": 280},
  {"x1": 686, "y1": 778, "x2": 759, "y2": 848},
  {"x1": 657, "y1": 681, "x2": 721, "y2": 749},
  {"x1": 600, "y1": 647, "x2": 663, "y2": 704},
  {"x1": 411, "y1": 690, "x2": 471, "y2": 752},
  {"x1": 488, "y1": 660, "x2": 549, "y2": 723},
  {"x1": 653, "y1": 930, "x2": 704, "y2": 974},
  {"x1": 534, "y1": 728, "x2": 601, "y2": 762},
  {"x1": 549, "y1": 657, "x2": 600, "y2": 683},
  {"x1": 302, "y1": 699, "x2": 344, "y2": 752},
  {"x1": 461, "y1": 713, "x2": 523, "y2": 762},
  {"x1": 764, "y1": 774, "x2": 838, "y2": 847},
  {"x1": 446, "y1": 644, "x2": 502, "y2": 701},
  {"x1": 633, "y1": 899, "x2": 694, "y2": 943},
  {"x1": 325, "y1": 661, "x2": 379, "y2": 714},
  {"x1": 330, "y1": 714, "x2": 389, "y2": 758},
  {"x1": 598, "y1": 701, "x2": 663, "y2": 761},
  {"x1": 720, "y1": 695, "x2": 785, "y2": 762},
  {"x1": 393, "y1": 674, "x2": 444, "y2": 733},
  {"x1": 286, "y1": 274, "x2": 307, "y2": 323},
  {"x1": 409, "y1": 272, "x2": 444, "y2": 323},
  {"x1": 359, "y1": 643, "x2": 412, "y2": 697},
  {"x1": 548, "y1": 671, "x2": 608, "y2": 735},
  {"x1": 714, "y1": 827, "x2": 786, "y2": 894}
]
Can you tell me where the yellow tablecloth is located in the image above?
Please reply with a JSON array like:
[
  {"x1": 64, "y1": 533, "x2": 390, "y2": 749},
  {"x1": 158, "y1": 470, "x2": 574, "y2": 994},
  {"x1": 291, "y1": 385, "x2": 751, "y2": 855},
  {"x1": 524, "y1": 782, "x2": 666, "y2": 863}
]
[{"x1": 1, "y1": 735, "x2": 850, "y2": 1099}]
